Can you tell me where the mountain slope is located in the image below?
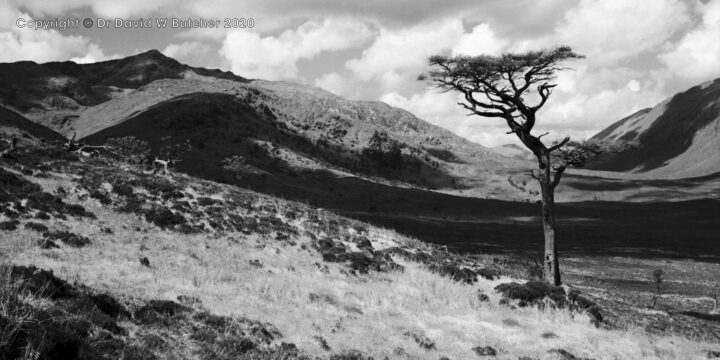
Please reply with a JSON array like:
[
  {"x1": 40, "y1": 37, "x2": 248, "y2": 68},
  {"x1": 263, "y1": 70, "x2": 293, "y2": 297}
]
[
  {"x1": 82, "y1": 91, "x2": 462, "y2": 194},
  {"x1": 0, "y1": 50, "x2": 527, "y2": 199},
  {"x1": 491, "y1": 144, "x2": 534, "y2": 161},
  {"x1": 0, "y1": 105, "x2": 65, "y2": 143},
  {"x1": 0, "y1": 49, "x2": 246, "y2": 130},
  {"x1": 590, "y1": 78, "x2": 720, "y2": 177}
]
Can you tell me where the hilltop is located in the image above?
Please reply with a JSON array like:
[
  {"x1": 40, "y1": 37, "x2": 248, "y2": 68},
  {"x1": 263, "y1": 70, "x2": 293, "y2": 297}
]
[{"x1": 0, "y1": 50, "x2": 526, "y2": 202}]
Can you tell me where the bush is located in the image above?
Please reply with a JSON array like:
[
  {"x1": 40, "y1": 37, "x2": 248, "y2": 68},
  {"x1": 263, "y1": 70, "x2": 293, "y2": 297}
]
[
  {"x1": 24, "y1": 222, "x2": 49, "y2": 232},
  {"x1": 0, "y1": 220, "x2": 19, "y2": 231},
  {"x1": 144, "y1": 207, "x2": 187, "y2": 230},
  {"x1": 494, "y1": 281, "x2": 567, "y2": 308},
  {"x1": 43, "y1": 231, "x2": 92, "y2": 248},
  {"x1": 90, "y1": 190, "x2": 112, "y2": 205},
  {"x1": 106, "y1": 136, "x2": 151, "y2": 165},
  {"x1": 112, "y1": 183, "x2": 134, "y2": 196}
]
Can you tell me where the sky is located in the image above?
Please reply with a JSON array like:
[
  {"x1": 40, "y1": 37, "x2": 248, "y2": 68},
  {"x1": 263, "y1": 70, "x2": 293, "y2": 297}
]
[{"x1": 1, "y1": 0, "x2": 719, "y2": 147}]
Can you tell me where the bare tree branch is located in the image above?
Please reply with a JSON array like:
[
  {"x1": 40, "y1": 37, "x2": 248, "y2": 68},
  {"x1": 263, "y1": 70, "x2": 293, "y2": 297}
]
[{"x1": 548, "y1": 136, "x2": 571, "y2": 153}]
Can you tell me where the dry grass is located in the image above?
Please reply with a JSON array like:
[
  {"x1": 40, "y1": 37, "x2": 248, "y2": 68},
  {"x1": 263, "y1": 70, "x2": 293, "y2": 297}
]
[{"x1": 1, "y1": 172, "x2": 718, "y2": 359}]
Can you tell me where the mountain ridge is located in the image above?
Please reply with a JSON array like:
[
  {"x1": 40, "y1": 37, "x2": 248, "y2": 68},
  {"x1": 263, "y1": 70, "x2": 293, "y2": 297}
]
[
  {"x1": 589, "y1": 78, "x2": 720, "y2": 178},
  {"x1": 0, "y1": 50, "x2": 527, "y2": 200}
]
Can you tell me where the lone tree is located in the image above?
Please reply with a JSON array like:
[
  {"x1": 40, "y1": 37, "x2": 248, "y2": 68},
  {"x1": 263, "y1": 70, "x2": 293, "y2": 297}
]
[{"x1": 422, "y1": 46, "x2": 607, "y2": 285}]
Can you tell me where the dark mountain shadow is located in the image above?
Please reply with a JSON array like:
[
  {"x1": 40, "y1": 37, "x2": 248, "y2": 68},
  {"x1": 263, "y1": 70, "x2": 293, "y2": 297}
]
[
  {"x1": 562, "y1": 172, "x2": 720, "y2": 192},
  {"x1": 82, "y1": 92, "x2": 459, "y2": 190}
]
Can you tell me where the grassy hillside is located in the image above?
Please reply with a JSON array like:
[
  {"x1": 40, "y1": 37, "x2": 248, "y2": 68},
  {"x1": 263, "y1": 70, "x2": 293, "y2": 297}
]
[
  {"x1": 1, "y1": 136, "x2": 719, "y2": 359},
  {"x1": 0, "y1": 105, "x2": 66, "y2": 143}
]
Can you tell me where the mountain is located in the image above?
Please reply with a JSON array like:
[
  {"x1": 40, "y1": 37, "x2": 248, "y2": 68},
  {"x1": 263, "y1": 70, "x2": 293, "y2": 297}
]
[
  {"x1": 0, "y1": 50, "x2": 526, "y2": 200},
  {"x1": 491, "y1": 144, "x2": 534, "y2": 161},
  {"x1": 589, "y1": 78, "x2": 720, "y2": 178},
  {"x1": 0, "y1": 105, "x2": 65, "y2": 144},
  {"x1": 0, "y1": 50, "x2": 246, "y2": 132}
]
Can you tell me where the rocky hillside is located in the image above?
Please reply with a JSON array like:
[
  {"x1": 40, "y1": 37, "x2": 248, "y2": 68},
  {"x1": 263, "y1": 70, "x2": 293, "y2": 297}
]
[
  {"x1": 1, "y1": 139, "x2": 718, "y2": 359},
  {"x1": 0, "y1": 50, "x2": 526, "y2": 201},
  {"x1": 589, "y1": 78, "x2": 720, "y2": 178}
]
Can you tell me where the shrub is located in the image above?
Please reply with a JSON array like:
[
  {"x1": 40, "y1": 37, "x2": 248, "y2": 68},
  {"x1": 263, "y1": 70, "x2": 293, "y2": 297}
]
[
  {"x1": 106, "y1": 136, "x2": 151, "y2": 165},
  {"x1": 90, "y1": 190, "x2": 112, "y2": 205},
  {"x1": 24, "y1": 222, "x2": 49, "y2": 232},
  {"x1": 0, "y1": 220, "x2": 19, "y2": 231},
  {"x1": 144, "y1": 207, "x2": 187, "y2": 230},
  {"x1": 112, "y1": 183, "x2": 134, "y2": 196},
  {"x1": 494, "y1": 281, "x2": 566, "y2": 308},
  {"x1": 43, "y1": 231, "x2": 92, "y2": 248}
]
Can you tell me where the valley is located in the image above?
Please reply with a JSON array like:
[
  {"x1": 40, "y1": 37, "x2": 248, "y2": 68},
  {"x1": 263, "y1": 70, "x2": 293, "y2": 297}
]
[{"x1": 1, "y1": 50, "x2": 719, "y2": 359}]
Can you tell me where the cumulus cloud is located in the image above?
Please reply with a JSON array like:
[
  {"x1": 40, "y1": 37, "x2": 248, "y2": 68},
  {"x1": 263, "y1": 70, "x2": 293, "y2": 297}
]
[
  {"x1": 552, "y1": 0, "x2": 691, "y2": 66},
  {"x1": 13, "y1": 0, "x2": 180, "y2": 19},
  {"x1": 451, "y1": 23, "x2": 507, "y2": 56},
  {"x1": 0, "y1": 0, "x2": 115, "y2": 63},
  {"x1": 161, "y1": 41, "x2": 214, "y2": 67},
  {"x1": 346, "y1": 20, "x2": 463, "y2": 87},
  {"x1": 659, "y1": 0, "x2": 720, "y2": 82},
  {"x1": 220, "y1": 18, "x2": 373, "y2": 80},
  {"x1": 318, "y1": 0, "x2": 705, "y2": 147}
]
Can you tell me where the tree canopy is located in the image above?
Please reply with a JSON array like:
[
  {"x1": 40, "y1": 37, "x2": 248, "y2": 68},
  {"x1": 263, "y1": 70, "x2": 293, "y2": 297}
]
[{"x1": 421, "y1": 46, "x2": 584, "y2": 128}]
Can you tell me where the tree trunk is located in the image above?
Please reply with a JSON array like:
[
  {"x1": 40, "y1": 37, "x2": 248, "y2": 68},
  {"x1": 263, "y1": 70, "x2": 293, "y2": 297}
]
[{"x1": 539, "y1": 153, "x2": 561, "y2": 286}]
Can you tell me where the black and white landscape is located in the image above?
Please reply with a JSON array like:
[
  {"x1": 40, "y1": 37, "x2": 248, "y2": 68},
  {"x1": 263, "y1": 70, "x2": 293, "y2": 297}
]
[{"x1": 1, "y1": 1, "x2": 719, "y2": 359}]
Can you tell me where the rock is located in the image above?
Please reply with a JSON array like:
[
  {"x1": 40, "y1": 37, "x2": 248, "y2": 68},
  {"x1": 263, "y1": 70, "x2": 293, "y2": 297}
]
[
  {"x1": 356, "y1": 237, "x2": 373, "y2": 252},
  {"x1": 248, "y1": 259, "x2": 264, "y2": 268},
  {"x1": 473, "y1": 345, "x2": 498, "y2": 356},
  {"x1": 404, "y1": 330, "x2": 436, "y2": 350},
  {"x1": 139, "y1": 257, "x2": 151, "y2": 267}
]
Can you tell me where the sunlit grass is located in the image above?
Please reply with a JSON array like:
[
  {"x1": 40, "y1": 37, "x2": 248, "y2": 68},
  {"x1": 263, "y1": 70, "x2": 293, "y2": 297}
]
[{"x1": 1, "y1": 170, "x2": 718, "y2": 359}]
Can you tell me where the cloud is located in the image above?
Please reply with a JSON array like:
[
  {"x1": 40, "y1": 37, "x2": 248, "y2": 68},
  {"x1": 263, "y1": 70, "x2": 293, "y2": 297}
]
[
  {"x1": 659, "y1": 0, "x2": 720, "y2": 82},
  {"x1": 220, "y1": 18, "x2": 373, "y2": 80},
  {"x1": 161, "y1": 41, "x2": 214, "y2": 67},
  {"x1": 346, "y1": 20, "x2": 463, "y2": 87},
  {"x1": 552, "y1": 0, "x2": 691, "y2": 66},
  {"x1": 0, "y1": 0, "x2": 115, "y2": 64},
  {"x1": 314, "y1": 72, "x2": 354, "y2": 97},
  {"x1": 13, "y1": 0, "x2": 179, "y2": 19},
  {"x1": 451, "y1": 23, "x2": 507, "y2": 56}
]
